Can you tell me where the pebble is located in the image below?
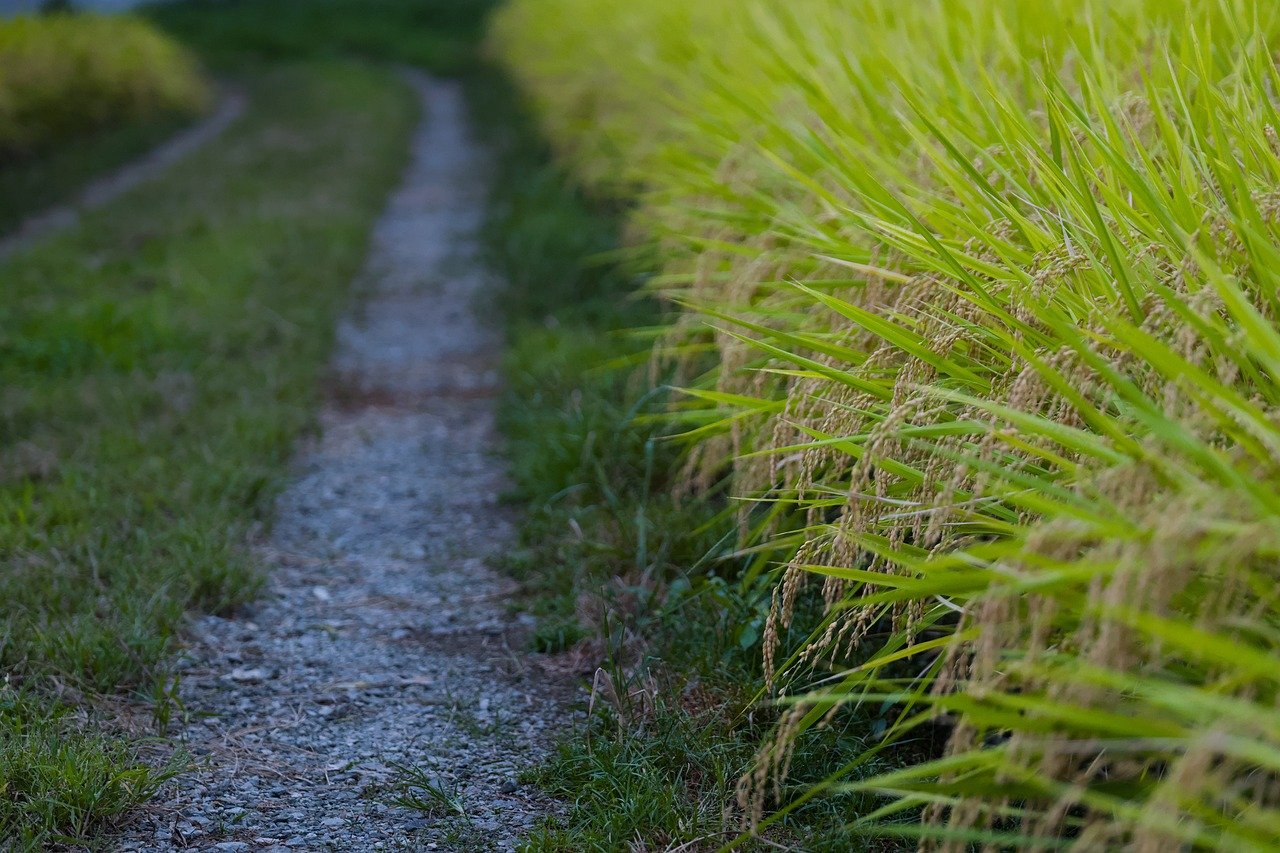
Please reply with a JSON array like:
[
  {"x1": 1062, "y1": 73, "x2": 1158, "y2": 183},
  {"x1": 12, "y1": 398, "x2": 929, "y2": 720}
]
[{"x1": 226, "y1": 667, "x2": 267, "y2": 684}]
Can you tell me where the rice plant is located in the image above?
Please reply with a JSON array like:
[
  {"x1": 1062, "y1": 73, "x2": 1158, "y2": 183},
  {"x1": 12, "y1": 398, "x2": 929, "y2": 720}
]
[{"x1": 491, "y1": 0, "x2": 1280, "y2": 847}]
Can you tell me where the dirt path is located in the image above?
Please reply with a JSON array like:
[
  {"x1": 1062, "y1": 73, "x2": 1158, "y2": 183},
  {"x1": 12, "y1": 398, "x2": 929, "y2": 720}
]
[
  {"x1": 118, "y1": 74, "x2": 572, "y2": 853},
  {"x1": 0, "y1": 90, "x2": 245, "y2": 261}
]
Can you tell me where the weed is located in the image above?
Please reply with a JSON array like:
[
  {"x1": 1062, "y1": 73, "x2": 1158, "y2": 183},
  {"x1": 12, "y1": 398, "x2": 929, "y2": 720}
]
[{"x1": 384, "y1": 761, "x2": 469, "y2": 820}]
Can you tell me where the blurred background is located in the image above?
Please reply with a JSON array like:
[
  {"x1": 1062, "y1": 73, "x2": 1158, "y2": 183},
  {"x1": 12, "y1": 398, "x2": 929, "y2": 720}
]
[{"x1": 1, "y1": 0, "x2": 150, "y2": 13}]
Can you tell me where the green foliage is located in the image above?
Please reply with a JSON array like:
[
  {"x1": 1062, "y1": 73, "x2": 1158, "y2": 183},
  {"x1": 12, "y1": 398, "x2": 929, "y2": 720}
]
[
  {"x1": 0, "y1": 13, "x2": 209, "y2": 159},
  {"x1": 492, "y1": 0, "x2": 1280, "y2": 847}
]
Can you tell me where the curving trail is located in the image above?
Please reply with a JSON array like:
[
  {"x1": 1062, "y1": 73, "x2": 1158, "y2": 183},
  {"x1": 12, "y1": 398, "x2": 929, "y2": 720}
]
[
  {"x1": 119, "y1": 74, "x2": 573, "y2": 853},
  {"x1": 0, "y1": 91, "x2": 245, "y2": 261}
]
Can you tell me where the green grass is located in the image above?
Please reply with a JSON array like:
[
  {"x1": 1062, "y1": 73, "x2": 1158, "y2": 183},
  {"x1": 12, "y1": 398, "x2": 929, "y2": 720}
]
[
  {"x1": 0, "y1": 688, "x2": 182, "y2": 851},
  {"x1": 0, "y1": 60, "x2": 417, "y2": 845},
  {"x1": 0, "y1": 114, "x2": 190, "y2": 236},
  {"x1": 521, "y1": 707, "x2": 914, "y2": 852}
]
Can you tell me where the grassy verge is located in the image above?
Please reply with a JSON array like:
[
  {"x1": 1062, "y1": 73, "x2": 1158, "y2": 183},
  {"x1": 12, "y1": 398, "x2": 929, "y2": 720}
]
[
  {"x1": 0, "y1": 61, "x2": 417, "y2": 847},
  {"x1": 466, "y1": 67, "x2": 911, "y2": 852},
  {"x1": 0, "y1": 114, "x2": 190, "y2": 235}
]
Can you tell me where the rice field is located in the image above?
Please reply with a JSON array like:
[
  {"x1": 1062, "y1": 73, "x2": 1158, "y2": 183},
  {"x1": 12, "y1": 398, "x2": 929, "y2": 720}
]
[{"x1": 491, "y1": 0, "x2": 1280, "y2": 847}]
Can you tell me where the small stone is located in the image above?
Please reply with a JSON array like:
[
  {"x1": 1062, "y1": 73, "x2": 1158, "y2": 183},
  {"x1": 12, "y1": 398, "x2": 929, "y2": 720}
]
[
  {"x1": 499, "y1": 780, "x2": 518, "y2": 794},
  {"x1": 286, "y1": 838, "x2": 307, "y2": 848},
  {"x1": 321, "y1": 817, "x2": 345, "y2": 828},
  {"x1": 215, "y1": 843, "x2": 249, "y2": 852},
  {"x1": 226, "y1": 667, "x2": 267, "y2": 683}
]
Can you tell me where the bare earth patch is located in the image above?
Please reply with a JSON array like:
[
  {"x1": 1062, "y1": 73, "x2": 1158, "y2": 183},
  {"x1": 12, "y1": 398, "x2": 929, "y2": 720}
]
[{"x1": 117, "y1": 74, "x2": 576, "y2": 853}]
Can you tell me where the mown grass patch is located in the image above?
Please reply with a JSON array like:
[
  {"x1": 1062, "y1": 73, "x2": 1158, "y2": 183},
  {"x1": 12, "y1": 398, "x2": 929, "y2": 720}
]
[{"x1": 0, "y1": 60, "x2": 417, "y2": 846}]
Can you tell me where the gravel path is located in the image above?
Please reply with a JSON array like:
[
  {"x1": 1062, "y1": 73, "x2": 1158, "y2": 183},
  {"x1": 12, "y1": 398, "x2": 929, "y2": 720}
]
[
  {"x1": 117, "y1": 74, "x2": 574, "y2": 853},
  {"x1": 0, "y1": 91, "x2": 245, "y2": 261}
]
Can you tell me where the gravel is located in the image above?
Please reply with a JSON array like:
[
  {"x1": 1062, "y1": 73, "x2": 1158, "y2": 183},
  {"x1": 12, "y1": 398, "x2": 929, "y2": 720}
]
[{"x1": 115, "y1": 73, "x2": 576, "y2": 852}]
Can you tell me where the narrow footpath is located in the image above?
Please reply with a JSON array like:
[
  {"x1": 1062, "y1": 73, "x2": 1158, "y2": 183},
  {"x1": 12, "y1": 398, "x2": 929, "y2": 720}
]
[{"x1": 120, "y1": 74, "x2": 572, "y2": 853}]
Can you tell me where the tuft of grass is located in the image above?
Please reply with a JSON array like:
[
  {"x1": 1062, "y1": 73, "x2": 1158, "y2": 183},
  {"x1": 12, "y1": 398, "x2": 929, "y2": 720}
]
[
  {"x1": 384, "y1": 761, "x2": 469, "y2": 820},
  {"x1": 0, "y1": 686, "x2": 183, "y2": 849}
]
